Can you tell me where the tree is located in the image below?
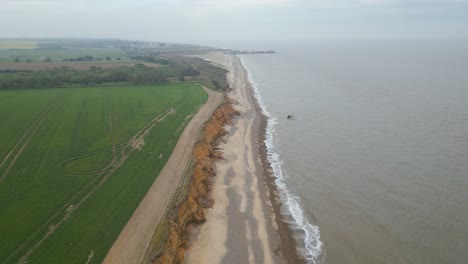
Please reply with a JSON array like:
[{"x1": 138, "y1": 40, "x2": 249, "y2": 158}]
[
  {"x1": 43, "y1": 57, "x2": 52, "y2": 62},
  {"x1": 14, "y1": 58, "x2": 20, "y2": 63},
  {"x1": 179, "y1": 74, "x2": 185, "y2": 82},
  {"x1": 105, "y1": 56, "x2": 112, "y2": 61}
]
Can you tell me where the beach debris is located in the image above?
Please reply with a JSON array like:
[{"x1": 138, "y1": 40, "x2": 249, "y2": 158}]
[{"x1": 287, "y1": 115, "x2": 295, "y2": 120}]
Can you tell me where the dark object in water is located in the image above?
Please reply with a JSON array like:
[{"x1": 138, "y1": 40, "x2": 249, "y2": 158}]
[{"x1": 287, "y1": 115, "x2": 295, "y2": 120}]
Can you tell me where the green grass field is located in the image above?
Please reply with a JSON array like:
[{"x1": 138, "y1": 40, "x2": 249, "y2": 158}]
[{"x1": 0, "y1": 84, "x2": 208, "y2": 263}]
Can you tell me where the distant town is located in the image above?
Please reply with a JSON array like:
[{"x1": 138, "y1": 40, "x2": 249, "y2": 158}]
[{"x1": 230, "y1": 49, "x2": 276, "y2": 54}]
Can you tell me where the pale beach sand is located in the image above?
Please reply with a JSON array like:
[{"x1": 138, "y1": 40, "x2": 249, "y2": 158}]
[{"x1": 185, "y1": 53, "x2": 302, "y2": 264}]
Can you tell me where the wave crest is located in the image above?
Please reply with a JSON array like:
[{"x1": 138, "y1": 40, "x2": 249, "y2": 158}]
[{"x1": 239, "y1": 56, "x2": 324, "y2": 264}]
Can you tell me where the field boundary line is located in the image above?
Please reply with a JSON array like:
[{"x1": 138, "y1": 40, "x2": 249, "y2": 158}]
[{"x1": 107, "y1": 88, "x2": 118, "y2": 165}]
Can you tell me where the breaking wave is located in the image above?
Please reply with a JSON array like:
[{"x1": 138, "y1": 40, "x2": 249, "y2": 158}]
[{"x1": 239, "y1": 56, "x2": 324, "y2": 263}]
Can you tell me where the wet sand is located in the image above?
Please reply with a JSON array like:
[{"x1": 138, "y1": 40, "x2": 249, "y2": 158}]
[{"x1": 185, "y1": 53, "x2": 303, "y2": 264}]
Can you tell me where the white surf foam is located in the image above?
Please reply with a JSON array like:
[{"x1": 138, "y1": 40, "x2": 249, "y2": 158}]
[{"x1": 239, "y1": 56, "x2": 324, "y2": 264}]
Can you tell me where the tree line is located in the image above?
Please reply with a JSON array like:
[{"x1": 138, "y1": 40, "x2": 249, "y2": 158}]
[
  {"x1": 63, "y1": 55, "x2": 118, "y2": 62},
  {"x1": 0, "y1": 64, "x2": 177, "y2": 89},
  {"x1": 0, "y1": 54, "x2": 228, "y2": 91}
]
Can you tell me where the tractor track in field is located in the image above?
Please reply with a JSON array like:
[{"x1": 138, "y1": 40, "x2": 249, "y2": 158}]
[
  {"x1": 0, "y1": 92, "x2": 21, "y2": 103},
  {"x1": 57, "y1": 88, "x2": 123, "y2": 176},
  {"x1": 110, "y1": 88, "x2": 125, "y2": 161},
  {"x1": 52, "y1": 88, "x2": 123, "y2": 176},
  {"x1": 0, "y1": 90, "x2": 67, "y2": 185},
  {"x1": 0, "y1": 91, "x2": 62, "y2": 170},
  {"x1": 16, "y1": 107, "x2": 177, "y2": 264},
  {"x1": 53, "y1": 87, "x2": 158, "y2": 177},
  {"x1": 54, "y1": 145, "x2": 116, "y2": 167},
  {"x1": 108, "y1": 88, "x2": 118, "y2": 167},
  {"x1": 52, "y1": 90, "x2": 181, "y2": 177}
]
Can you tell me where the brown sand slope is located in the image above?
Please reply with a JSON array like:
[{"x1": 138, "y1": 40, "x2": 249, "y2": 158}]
[
  {"x1": 103, "y1": 86, "x2": 222, "y2": 264},
  {"x1": 184, "y1": 54, "x2": 288, "y2": 264}
]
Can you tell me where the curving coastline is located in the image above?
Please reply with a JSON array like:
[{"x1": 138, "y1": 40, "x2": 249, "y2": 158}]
[
  {"x1": 139, "y1": 52, "x2": 314, "y2": 264},
  {"x1": 240, "y1": 56, "x2": 324, "y2": 263},
  {"x1": 183, "y1": 53, "x2": 305, "y2": 264}
]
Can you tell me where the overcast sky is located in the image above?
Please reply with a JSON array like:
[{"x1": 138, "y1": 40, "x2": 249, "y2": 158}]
[{"x1": 1, "y1": 0, "x2": 467, "y2": 45}]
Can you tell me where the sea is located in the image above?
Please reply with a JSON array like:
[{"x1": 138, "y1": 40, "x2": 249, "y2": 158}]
[{"x1": 236, "y1": 40, "x2": 468, "y2": 264}]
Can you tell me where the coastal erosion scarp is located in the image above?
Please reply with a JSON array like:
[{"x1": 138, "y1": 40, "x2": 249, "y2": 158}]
[
  {"x1": 154, "y1": 101, "x2": 240, "y2": 264},
  {"x1": 103, "y1": 87, "x2": 222, "y2": 264}
]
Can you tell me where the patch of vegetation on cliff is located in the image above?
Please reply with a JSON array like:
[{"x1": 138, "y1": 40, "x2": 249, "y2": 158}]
[{"x1": 167, "y1": 56, "x2": 229, "y2": 91}]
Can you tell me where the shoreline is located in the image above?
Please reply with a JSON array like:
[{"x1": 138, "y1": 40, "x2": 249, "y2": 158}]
[
  {"x1": 184, "y1": 53, "x2": 304, "y2": 264},
  {"x1": 242, "y1": 55, "x2": 305, "y2": 264},
  {"x1": 240, "y1": 55, "x2": 323, "y2": 264},
  {"x1": 255, "y1": 81, "x2": 305, "y2": 264}
]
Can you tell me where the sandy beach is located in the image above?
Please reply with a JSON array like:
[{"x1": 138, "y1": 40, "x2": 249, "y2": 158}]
[{"x1": 184, "y1": 53, "x2": 303, "y2": 264}]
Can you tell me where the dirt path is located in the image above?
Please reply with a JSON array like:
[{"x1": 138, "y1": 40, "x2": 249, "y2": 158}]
[{"x1": 102, "y1": 87, "x2": 223, "y2": 264}]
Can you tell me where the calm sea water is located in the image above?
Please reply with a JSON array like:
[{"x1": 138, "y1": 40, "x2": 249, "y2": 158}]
[{"x1": 239, "y1": 40, "x2": 468, "y2": 264}]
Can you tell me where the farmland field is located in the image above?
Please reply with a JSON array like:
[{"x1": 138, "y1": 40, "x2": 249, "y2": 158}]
[
  {"x1": 0, "y1": 41, "x2": 40, "y2": 50},
  {"x1": 0, "y1": 84, "x2": 208, "y2": 263},
  {"x1": 0, "y1": 47, "x2": 129, "y2": 62}
]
